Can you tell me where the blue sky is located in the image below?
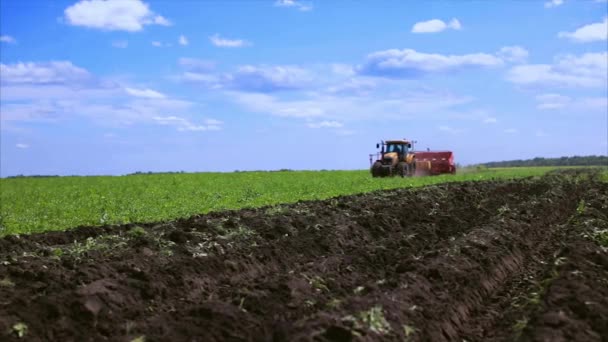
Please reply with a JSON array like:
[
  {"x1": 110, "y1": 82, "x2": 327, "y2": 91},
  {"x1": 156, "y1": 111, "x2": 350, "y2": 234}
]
[{"x1": 1, "y1": 0, "x2": 607, "y2": 176}]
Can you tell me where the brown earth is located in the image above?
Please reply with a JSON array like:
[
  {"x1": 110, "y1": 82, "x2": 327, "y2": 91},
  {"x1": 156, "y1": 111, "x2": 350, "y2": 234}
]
[{"x1": 1, "y1": 169, "x2": 607, "y2": 342}]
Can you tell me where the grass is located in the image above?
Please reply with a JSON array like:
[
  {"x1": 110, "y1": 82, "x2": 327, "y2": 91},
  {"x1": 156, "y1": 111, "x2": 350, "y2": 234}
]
[{"x1": 0, "y1": 166, "x2": 575, "y2": 236}]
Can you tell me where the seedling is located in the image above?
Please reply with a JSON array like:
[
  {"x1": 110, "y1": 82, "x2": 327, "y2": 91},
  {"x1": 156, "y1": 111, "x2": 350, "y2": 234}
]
[
  {"x1": 12, "y1": 322, "x2": 28, "y2": 338},
  {"x1": 358, "y1": 306, "x2": 391, "y2": 334}
]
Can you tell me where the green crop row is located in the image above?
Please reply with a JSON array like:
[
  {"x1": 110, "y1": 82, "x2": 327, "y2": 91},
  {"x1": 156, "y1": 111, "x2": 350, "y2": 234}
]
[{"x1": 0, "y1": 166, "x2": 568, "y2": 236}]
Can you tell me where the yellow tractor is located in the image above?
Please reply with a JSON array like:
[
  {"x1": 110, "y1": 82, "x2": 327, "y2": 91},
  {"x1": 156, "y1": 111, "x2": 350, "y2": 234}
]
[{"x1": 370, "y1": 139, "x2": 431, "y2": 177}]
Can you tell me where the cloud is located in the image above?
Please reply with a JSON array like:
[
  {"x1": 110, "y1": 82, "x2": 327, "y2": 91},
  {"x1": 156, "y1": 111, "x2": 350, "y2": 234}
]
[
  {"x1": 438, "y1": 125, "x2": 463, "y2": 134},
  {"x1": 331, "y1": 64, "x2": 355, "y2": 77},
  {"x1": 152, "y1": 116, "x2": 222, "y2": 131},
  {"x1": 16, "y1": 143, "x2": 29, "y2": 149},
  {"x1": 497, "y1": 46, "x2": 529, "y2": 63},
  {"x1": 535, "y1": 93, "x2": 607, "y2": 111},
  {"x1": 230, "y1": 88, "x2": 473, "y2": 121},
  {"x1": 180, "y1": 72, "x2": 220, "y2": 86},
  {"x1": 536, "y1": 130, "x2": 549, "y2": 137},
  {"x1": 209, "y1": 34, "x2": 249, "y2": 48},
  {"x1": 307, "y1": 120, "x2": 344, "y2": 128},
  {"x1": 411, "y1": 18, "x2": 461, "y2": 33},
  {"x1": 0, "y1": 60, "x2": 209, "y2": 131},
  {"x1": 225, "y1": 65, "x2": 311, "y2": 92},
  {"x1": 112, "y1": 40, "x2": 128, "y2": 48},
  {"x1": 274, "y1": 0, "x2": 313, "y2": 11},
  {"x1": 125, "y1": 87, "x2": 166, "y2": 99},
  {"x1": 506, "y1": 52, "x2": 607, "y2": 88},
  {"x1": 179, "y1": 35, "x2": 189, "y2": 46},
  {"x1": 0, "y1": 35, "x2": 16, "y2": 44},
  {"x1": 178, "y1": 58, "x2": 215, "y2": 71},
  {"x1": 151, "y1": 41, "x2": 171, "y2": 47},
  {"x1": 181, "y1": 64, "x2": 311, "y2": 92},
  {"x1": 357, "y1": 48, "x2": 503, "y2": 78},
  {"x1": 558, "y1": 17, "x2": 608, "y2": 43},
  {"x1": 0, "y1": 61, "x2": 92, "y2": 85},
  {"x1": 326, "y1": 78, "x2": 377, "y2": 96},
  {"x1": 544, "y1": 0, "x2": 564, "y2": 8},
  {"x1": 483, "y1": 117, "x2": 497, "y2": 124},
  {"x1": 504, "y1": 128, "x2": 518, "y2": 134},
  {"x1": 535, "y1": 93, "x2": 571, "y2": 109},
  {"x1": 63, "y1": 0, "x2": 171, "y2": 32}
]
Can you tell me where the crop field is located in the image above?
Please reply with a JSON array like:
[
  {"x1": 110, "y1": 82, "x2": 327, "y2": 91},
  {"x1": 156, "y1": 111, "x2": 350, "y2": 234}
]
[
  {"x1": 0, "y1": 167, "x2": 607, "y2": 341},
  {"x1": 0, "y1": 167, "x2": 563, "y2": 236}
]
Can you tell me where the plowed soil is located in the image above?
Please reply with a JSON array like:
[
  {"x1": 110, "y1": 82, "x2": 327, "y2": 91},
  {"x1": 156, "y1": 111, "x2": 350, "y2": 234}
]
[{"x1": 1, "y1": 169, "x2": 607, "y2": 342}]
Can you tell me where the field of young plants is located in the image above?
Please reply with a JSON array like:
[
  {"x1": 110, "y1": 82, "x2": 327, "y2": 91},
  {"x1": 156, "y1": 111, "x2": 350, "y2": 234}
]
[
  {"x1": 1, "y1": 167, "x2": 607, "y2": 341},
  {"x1": 0, "y1": 167, "x2": 558, "y2": 236}
]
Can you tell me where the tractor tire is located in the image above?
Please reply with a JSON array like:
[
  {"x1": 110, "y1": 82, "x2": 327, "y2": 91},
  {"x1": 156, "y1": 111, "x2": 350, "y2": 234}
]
[
  {"x1": 396, "y1": 162, "x2": 408, "y2": 178},
  {"x1": 371, "y1": 161, "x2": 383, "y2": 178}
]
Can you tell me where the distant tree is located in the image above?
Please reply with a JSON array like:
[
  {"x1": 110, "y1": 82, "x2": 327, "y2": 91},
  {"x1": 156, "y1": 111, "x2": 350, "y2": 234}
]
[{"x1": 480, "y1": 155, "x2": 608, "y2": 168}]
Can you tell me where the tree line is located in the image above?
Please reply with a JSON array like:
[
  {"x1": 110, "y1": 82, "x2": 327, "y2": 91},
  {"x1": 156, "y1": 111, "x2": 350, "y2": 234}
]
[{"x1": 481, "y1": 155, "x2": 608, "y2": 168}]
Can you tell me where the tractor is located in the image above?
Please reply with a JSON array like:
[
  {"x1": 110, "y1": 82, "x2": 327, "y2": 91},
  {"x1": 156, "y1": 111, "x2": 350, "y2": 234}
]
[{"x1": 370, "y1": 139, "x2": 456, "y2": 177}]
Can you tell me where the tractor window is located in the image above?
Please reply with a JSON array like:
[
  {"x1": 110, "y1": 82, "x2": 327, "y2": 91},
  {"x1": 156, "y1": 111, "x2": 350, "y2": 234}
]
[{"x1": 386, "y1": 144, "x2": 407, "y2": 154}]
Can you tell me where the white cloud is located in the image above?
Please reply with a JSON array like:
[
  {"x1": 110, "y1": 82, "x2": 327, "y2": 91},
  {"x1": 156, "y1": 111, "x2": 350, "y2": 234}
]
[
  {"x1": 497, "y1": 46, "x2": 529, "y2": 63},
  {"x1": 358, "y1": 48, "x2": 503, "y2": 78},
  {"x1": 125, "y1": 87, "x2": 166, "y2": 99},
  {"x1": 535, "y1": 93, "x2": 607, "y2": 111},
  {"x1": 179, "y1": 35, "x2": 189, "y2": 46},
  {"x1": 558, "y1": 17, "x2": 608, "y2": 43},
  {"x1": 209, "y1": 34, "x2": 249, "y2": 48},
  {"x1": 230, "y1": 88, "x2": 473, "y2": 121},
  {"x1": 536, "y1": 130, "x2": 549, "y2": 137},
  {"x1": 504, "y1": 128, "x2": 518, "y2": 134},
  {"x1": 111, "y1": 40, "x2": 128, "y2": 48},
  {"x1": 535, "y1": 93, "x2": 571, "y2": 109},
  {"x1": 178, "y1": 58, "x2": 215, "y2": 71},
  {"x1": 16, "y1": 143, "x2": 29, "y2": 149},
  {"x1": 63, "y1": 0, "x2": 171, "y2": 32},
  {"x1": 152, "y1": 116, "x2": 222, "y2": 132},
  {"x1": 507, "y1": 52, "x2": 607, "y2": 88},
  {"x1": 204, "y1": 118, "x2": 223, "y2": 125},
  {"x1": 180, "y1": 72, "x2": 220, "y2": 85},
  {"x1": 153, "y1": 15, "x2": 171, "y2": 26},
  {"x1": 227, "y1": 65, "x2": 311, "y2": 92},
  {"x1": 544, "y1": 0, "x2": 564, "y2": 8},
  {"x1": 438, "y1": 125, "x2": 463, "y2": 134},
  {"x1": 181, "y1": 65, "x2": 311, "y2": 92},
  {"x1": 0, "y1": 61, "x2": 209, "y2": 130},
  {"x1": 0, "y1": 35, "x2": 16, "y2": 44},
  {"x1": 0, "y1": 61, "x2": 92, "y2": 85},
  {"x1": 274, "y1": 0, "x2": 313, "y2": 11},
  {"x1": 411, "y1": 18, "x2": 461, "y2": 33},
  {"x1": 483, "y1": 117, "x2": 497, "y2": 124},
  {"x1": 331, "y1": 64, "x2": 355, "y2": 77},
  {"x1": 151, "y1": 41, "x2": 171, "y2": 47},
  {"x1": 307, "y1": 120, "x2": 343, "y2": 128},
  {"x1": 326, "y1": 78, "x2": 377, "y2": 96}
]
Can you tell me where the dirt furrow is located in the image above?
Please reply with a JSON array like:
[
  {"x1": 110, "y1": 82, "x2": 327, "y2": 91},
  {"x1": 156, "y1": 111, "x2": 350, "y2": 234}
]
[{"x1": 0, "y1": 171, "x2": 606, "y2": 342}]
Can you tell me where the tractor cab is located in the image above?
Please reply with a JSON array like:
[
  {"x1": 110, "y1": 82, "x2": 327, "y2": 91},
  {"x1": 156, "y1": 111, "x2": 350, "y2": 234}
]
[
  {"x1": 376, "y1": 140, "x2": 413, "y2": 163},
  {"x1": 385, "y1": 141, "x2": 411, "y2": 157}
]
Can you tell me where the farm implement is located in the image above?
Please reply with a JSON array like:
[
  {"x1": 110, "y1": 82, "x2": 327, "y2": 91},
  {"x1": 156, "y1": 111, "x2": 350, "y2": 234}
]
[{"x1": 370, "y1": 139, "x2": 456, "y2": 177}]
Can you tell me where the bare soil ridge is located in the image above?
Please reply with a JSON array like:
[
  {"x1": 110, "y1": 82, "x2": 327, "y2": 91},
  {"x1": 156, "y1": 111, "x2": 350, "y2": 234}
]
[{"x1": 1, "y1": 169, "x2": 606, "y2": 341}]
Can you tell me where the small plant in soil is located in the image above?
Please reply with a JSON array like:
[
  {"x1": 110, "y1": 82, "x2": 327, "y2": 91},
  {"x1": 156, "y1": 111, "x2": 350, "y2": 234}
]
[
  {"x1": 0, "y1": 277, "x2": 15, "y2": 287},
  {"x1": 358, "y1": 306, "x2": 391, "y2": 334},
  {"x1": 128, "y1": 226, "x2": 147, "y2": 238},
  {"x1": 12, "y1": 322, "x2": 28, "y2": 338}
]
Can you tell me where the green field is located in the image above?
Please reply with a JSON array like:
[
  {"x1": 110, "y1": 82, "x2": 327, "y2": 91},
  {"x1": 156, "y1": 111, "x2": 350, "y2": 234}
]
[{"x1": 0, "y1": 166, "x2": 592, "y2": 236}]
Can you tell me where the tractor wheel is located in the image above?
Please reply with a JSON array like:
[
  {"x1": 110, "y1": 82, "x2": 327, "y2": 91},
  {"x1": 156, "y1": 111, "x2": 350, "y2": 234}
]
[
  {"x1": 371, "y1": 161, "x2": 383, "y2": 177},
  {"x1": 396, "y1": 162, "x2": 408, "y2": 178}
]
